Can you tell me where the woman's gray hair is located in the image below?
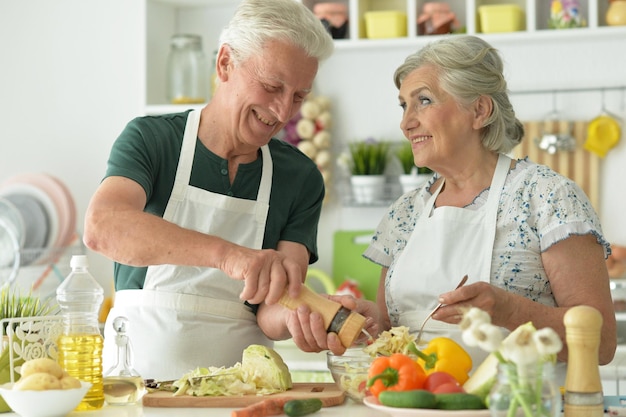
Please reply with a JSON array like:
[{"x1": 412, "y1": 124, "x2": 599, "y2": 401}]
[
  {"x1": 219, "y1": 0, "x2": 334, "y2": 65},
  {"x1": 394, "y1": 35, "x2": 523, "y2": 154}
]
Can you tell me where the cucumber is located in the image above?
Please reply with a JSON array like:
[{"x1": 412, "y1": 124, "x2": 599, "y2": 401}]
[
  {"x1": 378, "y1": 390, "x2": 437, "y2": 409},
  {"x1": 283, "y1": 398, "x2": 323, "y2": 417},
  {"x1": 435, "y1": 393, "x2": 486, "y2": 410}
]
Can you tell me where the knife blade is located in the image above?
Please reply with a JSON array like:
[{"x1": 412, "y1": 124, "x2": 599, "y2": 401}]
[{"x1": 145, "y1": 372, "x2": 237, "y2": 392}]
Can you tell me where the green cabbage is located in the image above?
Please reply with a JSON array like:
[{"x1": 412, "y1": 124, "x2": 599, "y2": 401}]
[{"x1": 241, "y1": 344, "x2": 292, "y2": 394}]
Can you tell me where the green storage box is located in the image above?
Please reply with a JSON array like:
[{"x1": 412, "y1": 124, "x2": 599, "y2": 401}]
[{"x1": 332, "y1": 230, "x2": 381, "y2": 301}]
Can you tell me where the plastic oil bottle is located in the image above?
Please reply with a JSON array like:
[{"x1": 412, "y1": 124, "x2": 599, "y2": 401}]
[{"x1": 56, "y1": 255, "x2": 105, "y2": 410}]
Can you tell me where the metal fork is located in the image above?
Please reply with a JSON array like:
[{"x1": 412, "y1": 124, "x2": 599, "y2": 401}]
[{"x1": 415, "y1": 275, "x2": 468, "y2": 344}]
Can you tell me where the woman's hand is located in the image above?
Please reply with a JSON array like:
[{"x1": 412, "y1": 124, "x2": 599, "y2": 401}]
[
  {"x1": 431, "y1": 235, "x2": 617, "y2": 365},
  {"x1": 430, "y1": 281, "x2": 504, "y2": 324}
]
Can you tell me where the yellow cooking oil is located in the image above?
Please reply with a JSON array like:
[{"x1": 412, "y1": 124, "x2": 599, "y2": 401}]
[{"x1": 57, "y1": 333, "x2": 105, "y2": 410}]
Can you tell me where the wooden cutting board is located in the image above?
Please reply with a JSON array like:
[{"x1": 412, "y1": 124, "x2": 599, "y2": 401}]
[
  {"x1": 142, "y1": 382, "x2": 345, "y2": 408},
  {"x1": 514, "y1": 120, "x2": 601, "y2": 211}
]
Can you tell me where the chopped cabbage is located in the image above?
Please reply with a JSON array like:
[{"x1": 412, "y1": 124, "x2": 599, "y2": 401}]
[
  {"x1": 337, "y1": 360, "x2": 370, "y2": 400},
  {"x1": 363, "y1": 326, "x2": 417, "y2": 357},
  {"x1": 172, "y1": 345, "x2": 291, "y2": 396}
]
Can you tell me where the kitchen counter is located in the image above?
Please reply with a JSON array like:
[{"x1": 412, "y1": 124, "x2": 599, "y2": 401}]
[
  {"x1": 600, "y1": 345, "x2": 626, "y2": 396},
  {"x1": 2, "y1": 401, "x2": 620, "y2": 417},
  {"x1": 2, "y1": 399, "x2": 384, "y2": 417}
]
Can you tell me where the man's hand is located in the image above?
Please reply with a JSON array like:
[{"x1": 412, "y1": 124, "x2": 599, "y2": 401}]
[{"x1": 220, "y1": 246, "x2": 305, "y2": 305}]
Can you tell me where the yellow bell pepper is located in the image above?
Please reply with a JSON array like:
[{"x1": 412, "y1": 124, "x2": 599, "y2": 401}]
[{"x1": 409, "y1": 337, "x2": 472, "y2": 385}]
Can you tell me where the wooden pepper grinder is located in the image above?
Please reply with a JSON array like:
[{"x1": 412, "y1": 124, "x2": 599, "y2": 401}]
[
  {"x1": 563, "y1": 305, "x2": 604, "y2": 417},
  {"x1": 278, "y1": 285, "x2": 367, "y2": 348}
]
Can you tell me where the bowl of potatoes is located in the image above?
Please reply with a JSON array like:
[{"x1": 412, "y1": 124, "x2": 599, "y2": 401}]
[{"x1": 0, "y1": 358, "x2": 91, "y2": 417}]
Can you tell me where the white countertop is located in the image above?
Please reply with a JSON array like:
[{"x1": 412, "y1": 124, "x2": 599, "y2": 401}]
[{"x1": 2, "y1": 400, "x2": 386, "y2": 417}]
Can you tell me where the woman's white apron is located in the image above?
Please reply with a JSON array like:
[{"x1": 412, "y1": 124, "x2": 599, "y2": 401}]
[
  {"x1": 389, "y1": 153, "x2": 510, "y2": 364},
  {"x1": 102, "y1": 110, "x2": 273, "y2": 381}
]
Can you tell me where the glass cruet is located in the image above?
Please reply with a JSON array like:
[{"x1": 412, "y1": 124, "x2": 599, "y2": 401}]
[{"x1": 102, "y1": 316, "x2": 146, "y2": 405}]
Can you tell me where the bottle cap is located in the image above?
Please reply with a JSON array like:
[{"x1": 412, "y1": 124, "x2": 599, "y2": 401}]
[{"x1": 70, "y1": 255, "x2": 89, "y2": 269}]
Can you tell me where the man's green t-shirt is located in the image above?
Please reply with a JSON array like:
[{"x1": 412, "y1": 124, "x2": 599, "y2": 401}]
[{"x1": 105, "y1": 110, "x2": 324, "y2": 290}]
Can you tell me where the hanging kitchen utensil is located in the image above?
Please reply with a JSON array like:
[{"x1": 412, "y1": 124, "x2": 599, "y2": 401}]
[
  {"x1": 584, "y1": 89, "x2": 622, "y2": 158},
  {"x1": 535, "y1": 92, "x2": 576, "y2": 154}
]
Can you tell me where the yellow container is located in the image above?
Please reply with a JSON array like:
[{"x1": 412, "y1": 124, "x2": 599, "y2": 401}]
[
  {"x1": 364, "y1": 11, "x2": 407, "y2": 39},
  {"x1": 478, "y1": 4, "x2": 525, "y2": 33}
]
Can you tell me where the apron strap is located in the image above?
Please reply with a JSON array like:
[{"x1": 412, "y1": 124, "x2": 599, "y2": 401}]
[
  {"x1": 255, "y1": 145, "x2": 272, "y2": 224},
  {"x1": 115, "y1": 289, "x2": 257, "y2": 322},
  {"x1": 165, "y1": 110, "x2": 201, "y2": 219}
]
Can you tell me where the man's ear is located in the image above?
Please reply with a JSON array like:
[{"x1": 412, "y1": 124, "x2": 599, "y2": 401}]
[
  {"x1": 473, "y1": 95, "x2": 493, "y2": 129},
  {"x1": 216, "y1": 44, "x2": 234, "y2": 82}
]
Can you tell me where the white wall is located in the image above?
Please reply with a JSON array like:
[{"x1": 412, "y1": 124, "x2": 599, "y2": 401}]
[{"x1": 0, "y1": 0, "x2": 145, "y2": 295}]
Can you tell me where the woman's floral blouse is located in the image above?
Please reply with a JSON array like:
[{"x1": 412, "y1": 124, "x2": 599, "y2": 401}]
[{"x1": 364, "y1": 157, "x2": 610, "y2": 324}]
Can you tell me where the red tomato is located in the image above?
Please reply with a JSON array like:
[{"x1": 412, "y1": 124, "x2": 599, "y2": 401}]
[
  {"x1": 432, "y1": 382, "x2": 465, "y2": 394},
  {"x1": 424, "y1": 371, "x2": 460, "y2": 392},
  {"x1": 357, "y1": 380, "x2": 371, "y2": 397}
]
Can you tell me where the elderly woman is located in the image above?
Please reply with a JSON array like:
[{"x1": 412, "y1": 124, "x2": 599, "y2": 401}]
[{"x1": 364, "y1": 35, "x2": 616, "y2": 371}]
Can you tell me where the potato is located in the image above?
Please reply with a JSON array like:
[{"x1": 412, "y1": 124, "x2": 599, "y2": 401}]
[
  {"x1": 13, "y1": 372, "x2": 61, "y2": 391},
  {"x1": 60, "y1": 375, "x2": 82, "y2": 389},
  {"x1": 20, "y1": 358, "x2": 64, "y2": 379}
]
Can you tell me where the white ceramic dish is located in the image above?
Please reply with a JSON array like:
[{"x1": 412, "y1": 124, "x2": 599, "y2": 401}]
[
  {"x1": 3, "y1": 193, "x2": 49, "y2": 254},
  {"x1": 363, "y1": 396, "x2": 491, "y2": 417},
  {"x1": 0, "y1": 197, "x2": 25, "y2": 249},
  {"x1": 0, "y1": 199, "x2": 22, "y2": 285},
  {"x1": 36, "y1": 173, "x2": 77, "y2": 248},
  {"x1": 0, "y1": 182, "x2": 59, "y2": 254},
  {"x1": 1, "y1": 172, "x2": 77, "y2": 250},
  {"x1": 0, "y1": 381, "x2": 91, "y2": 417}
]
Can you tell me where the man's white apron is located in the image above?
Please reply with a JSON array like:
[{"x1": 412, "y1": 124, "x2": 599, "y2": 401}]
[{"x1": 103, "y1": 110, "x2": 273, "y2": 380}]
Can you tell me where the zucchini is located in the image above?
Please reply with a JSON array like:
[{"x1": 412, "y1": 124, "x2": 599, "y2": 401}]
[
  {"x1": 435, "y1": 393, "x2": 486, "y2": 410},
  {"x1": 378, "y1": 390, "x2": 437, "y2": 409},
  {"x1": 283, "y1": 398, "x2": 323, "y2": 417}
]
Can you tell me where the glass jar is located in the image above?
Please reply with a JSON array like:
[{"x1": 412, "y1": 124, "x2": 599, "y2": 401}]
[
  {"x1": 488, "y1": 362, "x2": 561, "y2": 417},
  {"x1": 166, "y1": 34, "x2": 208, "y2": 104},
  {"x1": 210, "y1": 49, "x2": 218, "y2": 99}
]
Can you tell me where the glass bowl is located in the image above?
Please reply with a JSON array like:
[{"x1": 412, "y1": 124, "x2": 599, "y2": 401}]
[{"x1": 326, "y1": 347, "x2": 374, "y2": 403}]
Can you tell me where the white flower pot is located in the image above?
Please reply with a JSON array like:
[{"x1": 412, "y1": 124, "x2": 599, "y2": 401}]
[
  {"x1": 350, "y1": 175, "x2": 386, "y2": 204},
  {"x1": 398, "y1": 174, "x2": 430, "y2": 194}
]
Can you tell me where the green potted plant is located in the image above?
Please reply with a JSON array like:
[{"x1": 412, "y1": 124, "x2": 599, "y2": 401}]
[
  {"x1": 348, "y1": 139, "x2": 391, "y2": 176},
  {"x1": 395, "y1": 142, "x2": 433, "y2": 193},
  {"x1": 343, "y1": 139, "x2": 391, "y2": 204}
]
